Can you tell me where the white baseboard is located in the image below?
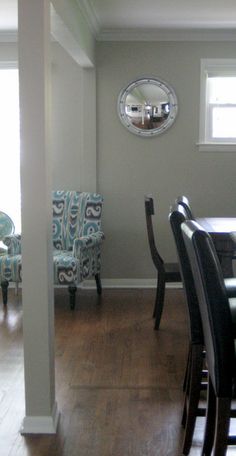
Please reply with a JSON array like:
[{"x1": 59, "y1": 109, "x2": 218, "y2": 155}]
[
  {"x1": 20, "y1": 401, "x2": 60, "y2": 434},
  {"x1": 9, "y1": 279, "x2": 182, "y2": 290},
  {"x1": 81, "y1": 278, "x2": 183, "y2": 289}
]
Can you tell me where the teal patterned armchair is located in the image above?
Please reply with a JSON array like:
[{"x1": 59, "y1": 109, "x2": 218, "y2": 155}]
[
  {"x1": 0, "y1": 211, "x2": 15, "y2": 254},
  {"x1": 0, "y1": 191, "x2": 105, "y2": 309}
]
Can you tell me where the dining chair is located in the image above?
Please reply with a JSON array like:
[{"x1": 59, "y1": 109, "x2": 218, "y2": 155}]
[
  {"x1": 169, "y1": 203, "x2": 205, "y2": 454},
  {"x1": 182, "y1": 220, "x2": 236, "y2": 456},
  {"x1": 0, "y1": 191, "x2": 105, "y2": 309},
  {"x1": 144, "y1": 195, "x2": 181, "y2": 330},
  {"x1": 175, "y1": 195, "x2": 194, "y2": 219}
]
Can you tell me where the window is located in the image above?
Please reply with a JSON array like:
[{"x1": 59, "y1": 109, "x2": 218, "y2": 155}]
[
  {"x1": 198, "y1": 59, "x2": 236, "y2": 152},
  {"x1": 0, "y1": 64, "x2": 21, "y2": 232}
]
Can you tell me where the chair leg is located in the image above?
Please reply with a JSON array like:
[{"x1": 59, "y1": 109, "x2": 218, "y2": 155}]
[
  {"x1": 152, "y1": 274, "x2": 158, "y2": 318},
  {"x1": 95, "y1": 273, "x2": 102, "y2": 295},
  {"x1": 154, "y1": 274, "x2": 165, "y2": 330},
  {"x1": 183, "y1": 345, "x2": 192, "y2": 393},
  {"x1": 1, "y1": 280, "x2": 9, "y2": 305},
  {"x1": 68, "y1": 285, "x2": 77, "y2": 310},
  {"x1": 182, "y1": 344, "x2": 204, "y2": 455},
  {"x1": 182, "y1": 346, "x2": 192, "y2": 428},
  {"x1": 201, "y1": 376, "x2": 216, "y2": 456},
  {"x1": 211, "y1": 396, "x2": 231, "y2": 456}
]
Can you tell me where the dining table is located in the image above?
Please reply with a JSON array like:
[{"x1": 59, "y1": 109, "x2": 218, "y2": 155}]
[{"x1": 196, "y1": 217, "x2": 236, "y2": 278}]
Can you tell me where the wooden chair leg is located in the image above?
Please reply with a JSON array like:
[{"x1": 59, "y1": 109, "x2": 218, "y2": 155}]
[
  {"x1": 154, "y1": 274, "x2": 165, "y2": 330},
  {"x1": 182, "y1": 347, "x2": 192, "y2": 428},
  {"x1": 182, "y1": 344, "x2": 204, "y2": 455},
  {"x1": 68, "y1": 285, "x2": 77, "y2": 310},
  {"x1": 1, "y1": 280, "x2": 9, "y2": 305},
  {"x1": 211, "y1": 396, "x2": 231, "y2": 456},
  {"x1": 183, "y1": 345, "x2": 192, "y2": 393},
  {"x1": 201, "y1": 376, "x2": 216, "y2": 456},
  {"x1": 95, "y1": 273, "x2": 102, "y2": 295},
  {"x1": 152, "y1": 273, "x2": 158, "y2": 318}
]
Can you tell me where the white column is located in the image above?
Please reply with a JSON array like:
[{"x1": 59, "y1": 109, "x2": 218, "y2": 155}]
[{"x1": 18, "y1": 0, "x2": 59, "y2": 433}]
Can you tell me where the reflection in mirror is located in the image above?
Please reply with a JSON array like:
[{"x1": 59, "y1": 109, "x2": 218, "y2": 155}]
[{"x1": 118, "y1": 78, "x2": 178, "y2": 137}]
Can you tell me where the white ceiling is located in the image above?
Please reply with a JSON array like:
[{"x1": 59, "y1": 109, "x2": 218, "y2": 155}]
[
  {"x1": 87, "y1": 0, "x2": 236, "y2": 30},
  {"x1": 1, "y1": 0, "x2": 236, "y2": 39}
]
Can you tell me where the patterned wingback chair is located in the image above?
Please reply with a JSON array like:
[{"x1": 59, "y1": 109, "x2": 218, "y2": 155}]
[{"x1": 0, "y1": 191, "x2": 105, "y2": 309}]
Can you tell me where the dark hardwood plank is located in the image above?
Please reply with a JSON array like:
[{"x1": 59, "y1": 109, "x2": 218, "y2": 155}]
[{"x1": 1, "y1": 287, "x2": 234, "y2": 455}]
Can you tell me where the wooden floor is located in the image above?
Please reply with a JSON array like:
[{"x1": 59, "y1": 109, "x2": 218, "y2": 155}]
[{"x1": 0, "y1": 287, "x2": 234, "y2": 455}]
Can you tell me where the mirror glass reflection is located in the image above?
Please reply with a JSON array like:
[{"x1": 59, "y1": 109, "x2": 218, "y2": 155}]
[
  {"x1": 125, "y1": 84, "x2": 169, "y2": 130},
  {"x1": 118, "y1": 78, "x2": 178, "y2": 137}
]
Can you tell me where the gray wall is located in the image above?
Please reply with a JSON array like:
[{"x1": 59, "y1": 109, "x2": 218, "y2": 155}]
[
  {"x1": 51, "y1": 42, "x2": 97, "y2": 192},
  {"x1": 96, "y1": 41, "x2": 236, "y2": 279},
  {"x1": 2, "y1": 40, "x2": 236, "y2": 282},
  {"x1": 51, "y1": 42, "x2": 83, "y2": 190}
]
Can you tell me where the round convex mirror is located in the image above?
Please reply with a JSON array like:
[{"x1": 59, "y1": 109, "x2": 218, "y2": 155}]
[{"x1": 117, "y1": 77, "x2": 178, "y2": 137}]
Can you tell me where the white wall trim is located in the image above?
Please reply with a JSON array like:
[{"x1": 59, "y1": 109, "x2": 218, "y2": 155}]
[
  {"x1": 81, "y1": 278, "x2": 183, "y2": 289},
  {"x1": 97, "y1": 28, "x2": 236, "y2": 42},
  {"x1": 198, "y1": 58, "x2": 236, "y2": 147},
  {"x1": 1, "y1": 24, "x2": 236, "y2": 45},
  {"x1": 20, "y1": 402, "x2": 60, "y2": 434},
  {"x1": 50, "y1": 5, "x2": 94, "y2": 68},
  {"x1": 197, "y1": 142, "x2": 236, "y2": 152},
  {"x1": 76, "y1": 0, "x2": 100, "y2": 37},
  {"x1": 0, "y1": 31, "x2": 18, "y2": 42},
  {"x1": 11, "y1": 279, "x2": 182, "y2": 290}
]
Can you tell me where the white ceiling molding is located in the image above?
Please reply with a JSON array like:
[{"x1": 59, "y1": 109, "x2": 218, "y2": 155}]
[
  {"x1": 97, "y1": 28, "x2": 236, "y2": 42},
  {"x1": 50, "y1": 4, "x2": 94, "y2": 67},
  {"x1": 75, "y1": 0, "x2": 100, "y2": 37}
]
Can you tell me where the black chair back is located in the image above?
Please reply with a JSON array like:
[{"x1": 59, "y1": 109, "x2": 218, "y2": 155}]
[
  {"x1": 181, "y1": 220, "x2": 235, "y2": 397},
  {"x1": 169, "y1": 204, "x2": 203, "y2": 344},
  {"x1": 176, "y1": 195, "x2": 194, "y2": 219},
  {"x1": 144, "y1": 195, "x2": 164, "y2": 272}
]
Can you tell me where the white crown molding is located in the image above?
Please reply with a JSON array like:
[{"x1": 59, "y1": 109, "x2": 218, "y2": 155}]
[
  {"x1": 97, "y1": 27, "x2": 236, "y2": 42},
  {"x1": 75, "y1": 0, "x2": 100, "y2": 37},
  {"x1": 50, "y1": 4, "x2": 94, "y2": 67}
]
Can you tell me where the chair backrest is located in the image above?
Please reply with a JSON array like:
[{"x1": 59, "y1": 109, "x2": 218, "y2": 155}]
[
  {"x1": 181, "y1": 220, "x2": 235, "y2": 397},
  {"x1": 176, "y1": 195, "x2": 194, "y2": 220},
  {"x1": 144, "y1": 195, "x2": 164, "y2": 271},
  {"x1": 52, "y1": 191, "x2": 103, "y2": 250},
  {"x1": 0, "y1": 211, "x2": 15, "y2": 240},
  {"x1": 169, "y1": 204, "x2": 203, "y2": 344}
]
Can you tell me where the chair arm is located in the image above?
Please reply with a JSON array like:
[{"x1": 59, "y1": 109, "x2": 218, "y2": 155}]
[
  {"x1": 73, "y1": 231, "x2": 105, "y2": 257},
  {"x1": 2, "y1": 234, "x2": 21, "y2": 254},
  {"x1": 224, "y1": 278, "x2": 236, "y2": 298}
]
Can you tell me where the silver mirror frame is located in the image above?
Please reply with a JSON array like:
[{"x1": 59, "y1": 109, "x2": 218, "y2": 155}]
[{"x1": 117, "y1": 77, "x2": 178, "y2": 137}]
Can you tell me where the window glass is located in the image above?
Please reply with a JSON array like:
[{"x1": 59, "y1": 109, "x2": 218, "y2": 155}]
[
  {"x1": 0, "y1": 68, "x2": 21, "y2": 232},
  {"x1": 212, "y1": 106, "x2": 236, "y2": 138},
  {"x1": 208, "y1": 77, "x2": 236, "y2": 104}
]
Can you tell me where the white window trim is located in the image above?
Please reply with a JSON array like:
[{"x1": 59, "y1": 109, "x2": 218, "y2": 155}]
[
  {"x1": 0, "y1": 61, "x2": 17, "y2": 69},
  {"x1": 198, "y1": 58, "x2": 236, "y2": 152}
]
